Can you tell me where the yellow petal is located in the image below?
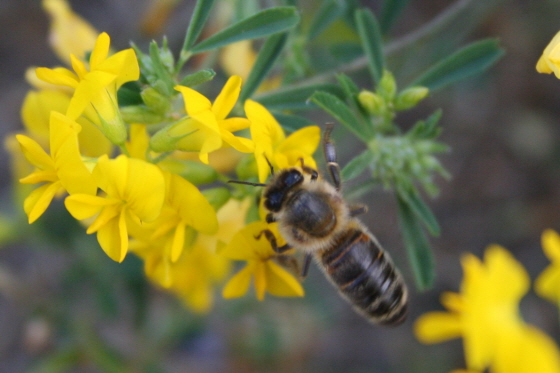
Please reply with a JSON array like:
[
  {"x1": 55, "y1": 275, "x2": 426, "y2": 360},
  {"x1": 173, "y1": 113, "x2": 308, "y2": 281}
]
[
  {"x1": 66, "y1": 70, "x2": 117, "y2": 120},
  {"x1": 276, "y1": 126, "x2": 321, "y2": 158},
  {"x1": 96, "y1": 209, "x2": 128, "y2": 262},
  {"x1": 535, "y1": 264, "x2": 560, "y2": 303},
  {"x1": 24, "y1": 182, "x2": 63, "y2": 223},
  {"x1": 246, "y1": 99, "x2": 285, "y2": 145},
  {"x1": 542, "y1": 229, "x2": 560, "y2": 262},
  {"x1": 254, "y1": 262, "x2": 267, "y2": 300},
  {"x1": 220, "y1": 117, "x2": 251, "y2": 133},
  {"x1": 64, "y1": 194, "x2": 115, "y2": 220},
  {"x1": 16, "y1": 134, "x2": 55, "y2": 170},
  {"x1": 93, "y1": 155, "x2": 127, "y2": 198},
  {"x1": 213, "y1": 75, "x2": 242, "y2": 120},
  {"x1": 170, "y1": 221, "x2": 186, "y2": 263},
  {"x1": 42, "y1": 0, "x2": 98, "y2": 64},
  {"x1": 123, "y1": 158, "x2": 165, "y2": 222},
  {"x1": 484, "y1": 244, "x2": 529, "y2": 302},
  {"x1": 21, "y1": 89, "x2": 70, "y2": 144},
  {"x1": 219, "y1": 128, "x2": 255, "y2": 153},
  {"x1": 89, "y1": 32, "x2": 110, "y2": 71},
  {"x1": 414, "y1": 311, "x2": 462, "y2": 344},
  {"x1": 222, "y1": 263, "x2": 254, "y2": 298},
  {"x1": 265, "y1": 261, "x2": 304, "y2": 297},
  {"x1": 98, "y1": 48, "x2": 140, "y2": 88},
  {"x1": 35, "y1": 66, "x2": 79, "y2": 88}
]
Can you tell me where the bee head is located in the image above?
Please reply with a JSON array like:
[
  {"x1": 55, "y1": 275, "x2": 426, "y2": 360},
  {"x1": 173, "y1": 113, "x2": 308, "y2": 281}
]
[{"x1": 264, "y1": 168, "x2": 305, "y2": 212}]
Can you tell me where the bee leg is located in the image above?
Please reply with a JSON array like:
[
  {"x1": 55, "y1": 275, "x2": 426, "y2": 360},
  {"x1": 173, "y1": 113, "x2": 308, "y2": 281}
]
[
  {"x1": 266, "y1": 213, "x2": 276, "y2": 223},
  {"x1": 323, "y1": 124, "x2": 342, "y2": 191},
  {"x1": 255, "y1": 229, "x2": 292, "y2": 253},
  {"x1": 301, "y1": 253, "x2": 312, "y2": 279},
  {"x1": 349, "y1": 204, "x2": 368, "y2": 217},
  {"x1": 274, "y1": 254, "x2": 300, "y2": 277}
]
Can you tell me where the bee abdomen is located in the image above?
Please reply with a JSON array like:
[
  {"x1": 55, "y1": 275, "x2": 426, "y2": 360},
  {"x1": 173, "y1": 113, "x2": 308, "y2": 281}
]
[{"x1": 319, "y1": 229, "x2": 408, "y2": 325}]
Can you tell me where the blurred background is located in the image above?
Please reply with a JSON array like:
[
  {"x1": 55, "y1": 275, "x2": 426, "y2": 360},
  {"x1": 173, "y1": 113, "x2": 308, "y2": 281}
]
[{"x1": 2, "y1": 0, "x2": 560, "y2": 372}]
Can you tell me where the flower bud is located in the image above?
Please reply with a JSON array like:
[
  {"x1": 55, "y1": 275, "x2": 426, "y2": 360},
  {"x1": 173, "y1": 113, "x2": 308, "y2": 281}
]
[
  {"x1": 175, "y1": 160, "x2": 218, "y2": 185},
  {"x1": 97, "y1": 108, "x2": 127, "y2": 146},
  {"x1": 394, "y1": 86, "x2": 429, "y2": 111},
  {"x1": 141, "y1": 86, "x2": 170, "y2": 113},
  {"x1": 149, "y1": 121, "x2": 185, "y2": 152},
  {"x1": 202, "y1": 187, "x2": 232, "y2": 211},
  {"x1": 378, "y1": 70, "x2": 397, "y2": 101},
  {"x1": 358, "y1": 90, "x2": 385, "y2": 116}
]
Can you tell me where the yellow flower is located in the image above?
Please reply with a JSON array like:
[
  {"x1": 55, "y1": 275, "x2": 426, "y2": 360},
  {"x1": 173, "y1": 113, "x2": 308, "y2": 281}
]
[
  {"x1": 173, "y1": 75, "x2": 254, "y2": 164},
  {"x1": 20, "y1": 88, "x2": 112, "y2": 157},
  {"x1": 16, "y1": 111, "x2": 96, "y2": 223},
  {"x1": 537, "y1": 31, "x2": 560, "y2": 78},
  {"x1": 131, "y1": 198, "x2": 249, "y2": 313},
  {"x1": 245, "y1": 99, "x2": 320, "y2": 182},
  {"x1": 36, "y1": 32, "x2": 139, "y2": 145},
  {"x1": 64, "y1": 155, "x2": 165, "y2": 262},
  {"x1": 221, "y1": 221, "x2": 304, "y2": 301},
  {"x1": 535, "y1": 229, "x2": 560, "y2": 305},
  {"x1": 414, "y1": 245, "x2": 560, "y2": 373},
  {"x1": 42, "y1": 0, "x2": 98, "y2": 65}
]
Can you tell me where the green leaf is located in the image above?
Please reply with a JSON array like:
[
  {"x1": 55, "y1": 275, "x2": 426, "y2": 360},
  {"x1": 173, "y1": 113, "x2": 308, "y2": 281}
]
[
  {"x1": 255, "y1": 83, "x2": 344, "y2": 110},
  {"x1": 341, "y1": 149, "x2": 373, "y2": 181},
  {"x1": 180, "y1": 69, "x2": 216, "y2": 87},
  {"x1": 407, "y1": 109, "x2": 442, "y2": 139},
  {"x1": 310, "y1": 91, "x2": 372, "y2": 142},
  {"x1": 355, "y1": 8, "x2": 384, "y2": 85},
  {"x1": 381, "y1": 0, "x2": 411, "y2": 34},
  {"x1": 410, "y1": 38, "x2": 504, "y2": 91},
  {"x1": 239, "y1": 33, "x2": 288, "y2": 102},
  {"x1": 344, "y1": 179, "x2": 377, "y2": 201},
  {"x1": 191, "y1": 6, "x2": 300, "y2": 53},
  {"x1": 149, "y1": 41, "x2": 175, "y2": 96},
  {"x1": 182, "y1": 0, "x2": 216, "y2": 51},
  {"x1": 273, "y1": 112, "x2": 315, "y2": 132},
  {"x1": 336, "y1": 73, "x2": 360, "y2": 100},
  {"x1": 307, "y1": 0, "x2": 345, "y2": 40},
  {"x1": 397, "y1": 185, "x2": 440, "y2": 236},
  {"x1": 202, "y1": 187, "x2": 231, "y2": 211},
  {"x1": 397, "y1": 195, "x2": 435, "y2": 290}
]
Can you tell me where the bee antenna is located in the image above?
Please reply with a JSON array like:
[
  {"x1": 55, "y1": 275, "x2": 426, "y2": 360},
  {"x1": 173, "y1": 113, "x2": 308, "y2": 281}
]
[
  {"x1": 228, "y1": 180, "x2": 267, "y2": 187},
  {"x1": 264, "y1": 155, "x2": 274, "y2": 175}
]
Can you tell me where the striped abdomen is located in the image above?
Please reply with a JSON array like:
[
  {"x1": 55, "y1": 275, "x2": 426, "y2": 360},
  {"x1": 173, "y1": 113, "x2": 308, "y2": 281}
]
[{"x1": 319, "y1": 229, "x2": 408, "y2": 325}]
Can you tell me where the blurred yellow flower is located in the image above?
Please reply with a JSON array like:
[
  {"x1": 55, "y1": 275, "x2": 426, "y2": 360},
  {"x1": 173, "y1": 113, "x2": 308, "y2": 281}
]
[
  {"x1": 535, "y1": 229, "x2": 560, "y2": 305},
  {"x1": 245, "y1": 99, "x2": 320, "y2": 182},
  {"x1": 221, "y1": 220, "x2": 304, "y2": 301},
  {"x1": 16, "y1": 111, "x2": 96, "y2": 223},
  {"x1": 42, "y1": 0, "x2": 98, "y2": 65},
  {"x1": 414, "y1": 245, "x2": 560, "y2": 373},
  {"x1": 65, "y1": 155, "x2": 165, "y2": 262},
  {"x1": 36, "y1": 32, "x2": 139, "y2": 145},
  {"x1": 173, "y1": 76, "x2": 254, "y2": 164},
  {"x1": 537, "y1": 31, "x2": 560, "y2": 78}
]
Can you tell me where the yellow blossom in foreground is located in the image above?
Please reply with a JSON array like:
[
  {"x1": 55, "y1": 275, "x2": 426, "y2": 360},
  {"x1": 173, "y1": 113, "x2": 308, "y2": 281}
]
[
  {"x1": 65, "y1": 155, "x2": 165, "y2": 262},
  {"x1": 221, "y1": 221, "x2": 304, "y2": 301},
  {"x1": 42, "y1": 0, "x2": 98, "y2": 65},
  {"x1": 245, "y1": 99, "x2": 320, "y2": 182},
  {"x1": 132, "y1": 198, "x2": 250, "y2": 313},
  {"x1": 537, "y1": 31, "x2": 560, "y2": 78},
  {"x1": 535, "y1": 229, "x2": 560, "y2": 305},
  {"x1": 414, "y1": 245, "x2": 560, "y2": 373},
  {"x1": 16, "y1": 111, "x2": 96, "y2": 223},
  {"x1": 173, "y1": 75, "x2": 254, "y2": 164},
  {"x1": 36, "y1": 32, "x2": 139, "y2": 145}
]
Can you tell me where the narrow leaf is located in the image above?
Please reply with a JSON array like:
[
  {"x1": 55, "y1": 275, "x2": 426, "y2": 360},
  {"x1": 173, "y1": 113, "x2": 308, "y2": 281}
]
[
  {"x1": 182, "y1": 0, "x2": 216, "y2": 51},
  {"x1": 355, "y1": 8, "x2": 384, "y2": 85},
  {"x1": 336, "y1": 73, "x2": 360, "y2": 100},
  {"x1": 255, "y1": 83, "x2": 344, "y2": 110},
  {"x1": 180, "y1": 69, "x2": 216, "y2": 87},
  {"x1": 239, "y1": 33, "x2": 288, "y2": 102},
  {"x1": 191, "y1": 7, "x2": 300, "y2": 53},
  {"x1": 308, "y1": 0, "x2": 345, "y2": 40},
  {"x1": 341, "y1": 149, "x2": 373, "y2": 181},
  {"x1": 408, "y1": 109, "x2": 442, "y2": 139},
  {"x1": 410, "y1": 39, "x2": 504, "y2": 91},
  {"x1": 344, "y1": 179, "x2": 377, "y2": 201},
  {"x1": 149, "y1": 41, "x2": 175, "y2": 96},
  {"x1": 381, "y1": 0, "x2": 411, "y2": 34},
  {"x1": 310, "y1": 91, "x2": 372, "y2": 142},
  {"x1": 397, "y1": 186, "x2": 440, "y2": 236},
  {"x1": 397, "y1": 195, "x2": 435, "y2": 290}
]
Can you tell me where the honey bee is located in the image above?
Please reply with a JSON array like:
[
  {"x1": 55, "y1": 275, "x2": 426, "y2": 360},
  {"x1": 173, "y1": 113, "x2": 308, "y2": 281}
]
[{"x1": 232, "y1": 126, "x2": 408, "y2": 325}]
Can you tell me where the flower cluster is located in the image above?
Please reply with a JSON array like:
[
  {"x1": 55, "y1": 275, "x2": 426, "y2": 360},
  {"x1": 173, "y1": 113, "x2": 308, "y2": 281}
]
[{"x1": 7, "y1": 0, "x2": 321, "y2": 313}]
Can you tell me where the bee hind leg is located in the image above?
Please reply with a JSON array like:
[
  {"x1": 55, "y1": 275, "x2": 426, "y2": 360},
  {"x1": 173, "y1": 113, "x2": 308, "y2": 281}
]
[
  {"x1": 255, "y1": 229, "x2": 291, "y2": 253},
  {"x1": 323, "y1": 124, "x2": 342, "y2": 191},
  {"x1": 301, "y1": 253, "x2": 312, "y2": 279}
]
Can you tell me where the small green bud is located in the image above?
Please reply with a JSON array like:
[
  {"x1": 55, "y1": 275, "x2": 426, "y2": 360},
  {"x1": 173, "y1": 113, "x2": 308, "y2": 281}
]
[
  {"x1": 150, "y1": 121, "x2": 189, "y2": 152},
  {"x1": 358, "y1": 90, "x2": 385, "y2": 116},
  {"x1": 394, "y1": 86, "x2": 429, "y2": 111},
  {"x1": 98, "y1": 110, "x2": 127, "y2": 146},
  {"x1": 173, "y1": 160, "x2": 218, "y2": 185},
  {"x1": 378, "y1": 70, "x2": 397, "y2": 101},
  {"x1": 141, "y1": 87, "x2": 171, "y2": 113},
  {"x1": 202, "y1": 187, "x2": 232, "y2": 211},
  {"x1": 235, "y1": 154, "x2": 258, "y2": 181},
  {"x1": 120, "y1": 106, "x2": 165, "y2": 124}
]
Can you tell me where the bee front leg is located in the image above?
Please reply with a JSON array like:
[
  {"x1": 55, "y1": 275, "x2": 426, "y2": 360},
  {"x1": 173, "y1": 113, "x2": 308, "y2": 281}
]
[
  {"x1": 301, "y1": 253, "x2": 312, "y2": 279},
  {"x1": 255, "y1": 229, "x2": 291, "y2": 253},
  {"x1": 323, "y1": 124, "x2": 342, "y2": 191},
  {"x1": 349, "y1": 204, "x2": 368, "y2": 217}
]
